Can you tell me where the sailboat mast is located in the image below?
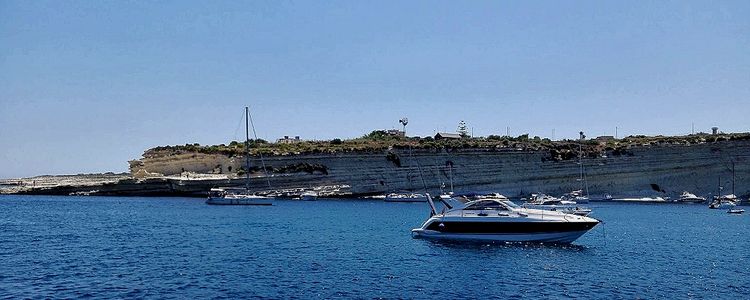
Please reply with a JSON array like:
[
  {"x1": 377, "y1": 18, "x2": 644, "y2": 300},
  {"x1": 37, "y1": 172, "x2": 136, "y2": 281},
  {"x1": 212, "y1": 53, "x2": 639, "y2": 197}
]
[
  {"x1": 578, "y1": 141, "x2": 583, "y2": 192},
  {"x1": 245, "y1": 106, "x2": 251, "y2": 191},
  {"x1": 578, "y1": 131, "x2": 589, "y2": 197},
  {"x1": 449, "y1": 164, "x2": 454, "y2": 194},
  {"x1": 732, "y1": 160, "x2": 735, "y2": 195}
]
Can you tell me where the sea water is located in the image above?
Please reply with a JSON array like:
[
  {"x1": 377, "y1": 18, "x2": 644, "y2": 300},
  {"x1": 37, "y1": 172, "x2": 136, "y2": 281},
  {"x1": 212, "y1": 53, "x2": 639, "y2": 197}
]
[{"x1": 0, "y1": 195, "x2": 748, "y2": 299}]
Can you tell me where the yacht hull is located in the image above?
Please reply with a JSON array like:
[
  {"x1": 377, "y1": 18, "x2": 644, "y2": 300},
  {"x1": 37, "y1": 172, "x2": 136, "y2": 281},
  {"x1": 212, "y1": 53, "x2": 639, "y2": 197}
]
[
  {"x1": 411, "y1": 220, "x2": 599, "y2": 243},
  {"x1": 411, "y1": 229, "x2": 592, "y2": 243},
  {"x1": 206, "y1": 197, "x2": 273, "y2": 206}
]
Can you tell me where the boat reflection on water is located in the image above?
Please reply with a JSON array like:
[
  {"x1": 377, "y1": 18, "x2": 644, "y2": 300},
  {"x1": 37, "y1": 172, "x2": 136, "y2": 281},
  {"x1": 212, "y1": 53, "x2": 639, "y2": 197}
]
[{"x1": 411, "y1": 194, "x2": 600, "y2": 244}]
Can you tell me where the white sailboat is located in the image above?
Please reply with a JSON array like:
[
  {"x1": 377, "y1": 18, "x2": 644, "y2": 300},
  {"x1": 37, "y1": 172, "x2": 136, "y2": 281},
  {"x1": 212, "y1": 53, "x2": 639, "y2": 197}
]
[
  {"x1": 571, "y1": 131, "x2": 590, "y2": 203},
  {"x1": 206, "y1": 107, "x2": 272, "y2": 206},
  {"x1": 709, "y1": 164, "x2": 739, "y2": 209}
]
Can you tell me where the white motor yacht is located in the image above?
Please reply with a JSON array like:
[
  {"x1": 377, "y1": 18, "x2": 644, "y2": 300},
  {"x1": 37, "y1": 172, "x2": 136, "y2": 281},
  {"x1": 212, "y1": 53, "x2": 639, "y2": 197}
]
[
  {"x1": 206, "y1": 188, "x2": 272, "y2": 205},
  {"x1": 727, "y1": 207, "x2": 745, "y2": 214},
  {"x1": 562, "y1": 190, "x2": 589, "y2": 204},
  {"x1": 526, "y1": 193, "x2": 577, "y2": 206},
  {"x1": 411, "y1": 194, "x2": 600, "y2": 243},
  {"x1": 610, "y1": 196, "x2": 668, "y2": 203},
  {"x1": 384, "y1": 192, "x2": 427, "y2": 202},
  {"x1": 522, "y1": 193, "x2": 592, "y2": 216},
  {"x1": 677, "y1": 192, "x2": 706, "y2": 203},
  {"x1": 526, "y1": 193, "x2": 561, "y2": 204},
  {"x1": 300, "y1": 191, "x2": 318, "y2": 201},
  {"x1": 709, "y1": 194, "x2": 739, "y2": 209}
]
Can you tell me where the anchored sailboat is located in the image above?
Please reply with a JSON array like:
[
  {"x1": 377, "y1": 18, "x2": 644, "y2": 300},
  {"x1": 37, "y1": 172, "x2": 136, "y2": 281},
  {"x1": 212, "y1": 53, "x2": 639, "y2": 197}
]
[
  {"x1": 709, "y1": 161, "x2": 739, "y2": 209},
  {"x1": 566, "y1": 131, "x2": 590, "y2": 203},
  {"x1": 206, "y1": 107, "x2": 272, "y2": 206}
]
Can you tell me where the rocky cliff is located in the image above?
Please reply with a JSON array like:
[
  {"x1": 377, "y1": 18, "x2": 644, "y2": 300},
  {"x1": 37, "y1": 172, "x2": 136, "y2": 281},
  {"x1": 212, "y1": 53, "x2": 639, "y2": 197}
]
[
  {"x1": 4, "y1": 137, "x2": 748, "y2": 198},
  {"x1": 120, "y1": 139, "x2": 750, "y2": 198}
]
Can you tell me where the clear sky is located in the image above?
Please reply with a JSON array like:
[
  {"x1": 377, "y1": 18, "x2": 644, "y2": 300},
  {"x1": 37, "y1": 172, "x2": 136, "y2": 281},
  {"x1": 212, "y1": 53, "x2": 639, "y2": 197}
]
[{"x1": 1, "y1": 1, "x2": 749, "y2": 178}]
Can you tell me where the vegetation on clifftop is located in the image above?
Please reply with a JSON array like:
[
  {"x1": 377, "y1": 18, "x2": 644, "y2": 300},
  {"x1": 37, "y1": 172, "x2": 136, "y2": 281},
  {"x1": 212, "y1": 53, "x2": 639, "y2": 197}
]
[{"x1": 142, "y1": 131, "x2": 750, "y2": 162}]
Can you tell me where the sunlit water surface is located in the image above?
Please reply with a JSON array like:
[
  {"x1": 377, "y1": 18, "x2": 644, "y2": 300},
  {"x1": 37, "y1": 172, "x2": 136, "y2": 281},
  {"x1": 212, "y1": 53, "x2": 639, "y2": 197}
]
[{"x1": 1, "y1": 195, "x2": 748, "y2": 299}]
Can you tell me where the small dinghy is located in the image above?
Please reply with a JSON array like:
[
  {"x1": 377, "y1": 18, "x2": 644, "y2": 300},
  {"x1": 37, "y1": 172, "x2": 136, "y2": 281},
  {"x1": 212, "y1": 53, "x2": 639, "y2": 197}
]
[{"x1": 727, "y1": 208, "x2": 745, "y2": 214}]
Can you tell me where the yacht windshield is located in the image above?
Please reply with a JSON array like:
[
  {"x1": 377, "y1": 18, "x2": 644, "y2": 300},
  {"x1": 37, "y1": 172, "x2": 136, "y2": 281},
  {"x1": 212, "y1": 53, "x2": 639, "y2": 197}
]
[
  {"x1": 501, "y1": 200, "x2": 520, "y2": 209},
  {"x1": 464, "y1": 200, "x2": 508, "y2": 210}
]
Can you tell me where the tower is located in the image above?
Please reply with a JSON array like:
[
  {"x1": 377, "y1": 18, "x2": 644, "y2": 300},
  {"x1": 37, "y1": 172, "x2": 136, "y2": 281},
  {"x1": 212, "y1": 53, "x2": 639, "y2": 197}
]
[
  {"x1": 457, "y1": 120, "x2": 469, "y2": 137},
  {"x1": 399, "y1": 117, "x2": 408, "y2": 136}
]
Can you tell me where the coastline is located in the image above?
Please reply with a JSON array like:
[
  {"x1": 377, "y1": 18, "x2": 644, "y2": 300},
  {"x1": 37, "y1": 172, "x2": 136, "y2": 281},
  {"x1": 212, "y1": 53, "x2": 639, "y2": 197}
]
[{"x1": 2, "y1": 137, "x2": 749, "y2": 200}]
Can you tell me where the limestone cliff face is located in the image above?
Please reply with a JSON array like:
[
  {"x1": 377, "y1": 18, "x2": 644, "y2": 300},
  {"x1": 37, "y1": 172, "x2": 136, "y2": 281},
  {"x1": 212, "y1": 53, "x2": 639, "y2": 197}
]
[
  {"x1": 129, "y1": 152, "x2": 241, "y2": 176},
  {"x1": 128, "y1": 140, "x2": 750, "y2": 198}
]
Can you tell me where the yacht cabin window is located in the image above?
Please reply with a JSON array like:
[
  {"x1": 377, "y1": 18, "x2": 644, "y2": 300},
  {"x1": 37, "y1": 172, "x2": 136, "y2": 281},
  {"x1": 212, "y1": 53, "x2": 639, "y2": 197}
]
[{"x1": 464, "y1": 200, "x2": 508, "y2": 211}]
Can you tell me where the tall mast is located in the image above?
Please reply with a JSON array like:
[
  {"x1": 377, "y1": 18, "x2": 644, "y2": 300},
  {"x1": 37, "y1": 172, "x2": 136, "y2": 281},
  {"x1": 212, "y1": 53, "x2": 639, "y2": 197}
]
[
  {"x1": 579, "y1": 131, "x2": 588, "y2": 196},
  {"x1": 449, "y1": 165, "x2": 454, "y2": 194},
  {"x1": 732, "y1": 160, "x2": 735, "y2": 195},
  {"x1": 245, "y1": 106, "x2": 251, "y2": 191}
]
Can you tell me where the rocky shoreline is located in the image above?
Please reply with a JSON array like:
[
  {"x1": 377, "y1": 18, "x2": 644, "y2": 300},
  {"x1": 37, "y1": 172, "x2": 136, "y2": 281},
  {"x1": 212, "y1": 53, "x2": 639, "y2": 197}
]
[{"x1": 0, "y1": 173, "x2": 353, "y2": 198}]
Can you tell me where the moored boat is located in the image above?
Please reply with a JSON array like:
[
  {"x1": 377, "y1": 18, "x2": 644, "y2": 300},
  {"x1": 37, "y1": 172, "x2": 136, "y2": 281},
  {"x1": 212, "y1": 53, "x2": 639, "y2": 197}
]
[
  {"x1": 609, "y1": 196, "x2": 668, "y2": 203},
  {"x1": 677, "y1": 192, "x2": 706, "y2": 203},
  {"x1": 522, "y1": 193, "x2": 592, "y2": 216},
  {"x1": 300, "y1": 191, "x2": 318, "y2": 201},
  {"x1": 385, "y1": 192, "x2": 427, "y2": 202},
  {"x1": 525, "y1": 193, "x2": 576, "y2": 206},
  {"x1": 206, "y1": 107, "x2": 273, "y2": 206},
  {"x1": 411, "y1": 194, "x2": 600, "y2": 243},
  {"x1": 206, "y1": 188, "x2": 272, "y2": 205},
  {"x1": 562, "y1": 190, "x2": 589, "y2": 204},
  {"x1": 709, "y1": 194, "x2": 738, "y2": 209},
  {"x1": 727, "y1": 207, "x2": 745, "y2": 214}
]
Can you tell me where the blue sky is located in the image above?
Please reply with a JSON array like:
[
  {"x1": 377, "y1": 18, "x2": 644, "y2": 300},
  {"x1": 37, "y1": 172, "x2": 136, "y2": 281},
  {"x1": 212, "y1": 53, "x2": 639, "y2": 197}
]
[{"x1": 1, "y1": 0, "x2": 749, "y2": 178}]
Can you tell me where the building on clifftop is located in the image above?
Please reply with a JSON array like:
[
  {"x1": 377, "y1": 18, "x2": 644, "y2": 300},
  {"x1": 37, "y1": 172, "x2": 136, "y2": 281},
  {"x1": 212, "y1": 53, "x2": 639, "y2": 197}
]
[
  {"x1": 385, "y1": 129, "x2": 405, "y2": 137},
  {"x1": 435, "y1": 132, "x2": 463, "y2": 140},
  {"x1": 277, "y1": 136, "x2": 301, "y2": 144}
]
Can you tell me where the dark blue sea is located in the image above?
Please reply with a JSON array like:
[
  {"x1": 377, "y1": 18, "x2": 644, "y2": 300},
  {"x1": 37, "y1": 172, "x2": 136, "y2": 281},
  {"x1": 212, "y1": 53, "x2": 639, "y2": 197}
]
[{"x1": 1, "y1": 195, "x2": 748, "y2": 299}]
